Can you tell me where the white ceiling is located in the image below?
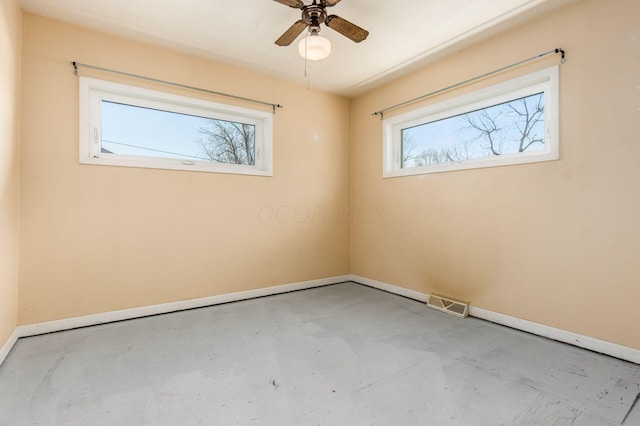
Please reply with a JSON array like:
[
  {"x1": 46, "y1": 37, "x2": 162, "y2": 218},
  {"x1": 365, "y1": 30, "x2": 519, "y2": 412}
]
[{"x1": 18, "y1": 0, "x2": 570, "y2": 96}]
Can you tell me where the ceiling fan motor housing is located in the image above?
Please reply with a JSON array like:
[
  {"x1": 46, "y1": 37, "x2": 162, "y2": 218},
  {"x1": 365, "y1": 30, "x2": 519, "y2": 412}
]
[{"x1": 302, "y1": 6, "x2": 327, "y2": 32}]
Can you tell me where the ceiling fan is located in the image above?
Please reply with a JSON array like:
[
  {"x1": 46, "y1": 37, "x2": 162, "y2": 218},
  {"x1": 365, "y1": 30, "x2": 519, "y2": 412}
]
[{"x1": 273, "y1": 0, "x2": 369, "y2": 60}]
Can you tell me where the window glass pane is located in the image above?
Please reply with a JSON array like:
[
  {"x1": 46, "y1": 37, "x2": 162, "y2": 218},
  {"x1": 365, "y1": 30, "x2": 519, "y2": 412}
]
[
  {"x1": 401, "y1": 92, "x2": 545, "y2": 168},
  {"x1": 101, "y1": 101, "x2": 256, "y2": 165}
]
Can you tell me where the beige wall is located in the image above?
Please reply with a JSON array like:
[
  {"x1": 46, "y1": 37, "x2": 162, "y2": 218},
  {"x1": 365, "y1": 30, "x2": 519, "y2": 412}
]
[
  {"x1": 18, "y1": 14, "x2": 350, "y2": 324},
  {"x1": 351, "y1": 0, "x2": 640, "y2": 350},
  {"x1": 0, "y1": 0, "x2": 21, "y2": 348}
]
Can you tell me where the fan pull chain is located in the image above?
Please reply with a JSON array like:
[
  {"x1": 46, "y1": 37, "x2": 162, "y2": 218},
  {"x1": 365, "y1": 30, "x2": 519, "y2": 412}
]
[{"x1": 303, "y1": 35, "x2": 310, "y2": 89}]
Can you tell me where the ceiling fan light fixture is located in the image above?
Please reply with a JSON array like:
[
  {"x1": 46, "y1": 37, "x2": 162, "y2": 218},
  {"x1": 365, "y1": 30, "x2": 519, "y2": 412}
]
[{"x1": 298, "y1": 33, "x2": 331, "y2": 61}]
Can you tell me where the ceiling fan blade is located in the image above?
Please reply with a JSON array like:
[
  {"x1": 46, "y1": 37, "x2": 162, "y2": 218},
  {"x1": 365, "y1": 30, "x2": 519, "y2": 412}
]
[
  {"x1": 321, "y1": 0, "x2": 342, "y2": 6},
  {"x1": 273, "y1": 0, "x2": 304, "y2": 8},
  {"x1": 275, "y1": 20, "x2": 308, "y2": 46},
  {"x1": 325, "y1": 15, "x2": 369, "y2": 43}
]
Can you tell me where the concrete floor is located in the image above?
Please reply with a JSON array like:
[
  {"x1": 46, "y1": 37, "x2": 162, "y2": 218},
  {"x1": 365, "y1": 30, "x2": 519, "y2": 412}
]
[{"x1": 1, "y1": 282, "x2": 639, "y2": 425}]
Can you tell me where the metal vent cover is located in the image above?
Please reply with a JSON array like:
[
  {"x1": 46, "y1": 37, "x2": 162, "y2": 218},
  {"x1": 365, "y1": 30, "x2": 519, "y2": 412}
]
[{"x1": 427, "y1": 294, "x2": 469, "y2": 318}]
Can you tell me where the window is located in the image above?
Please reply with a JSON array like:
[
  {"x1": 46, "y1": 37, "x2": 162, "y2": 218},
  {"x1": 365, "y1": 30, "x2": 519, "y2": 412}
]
[
  {"x1": 383, "y1": 66, "x2": 559, "y2": 177},
  {"x1": 79, "y1": 77, "x2": 273, "y2": 176}
]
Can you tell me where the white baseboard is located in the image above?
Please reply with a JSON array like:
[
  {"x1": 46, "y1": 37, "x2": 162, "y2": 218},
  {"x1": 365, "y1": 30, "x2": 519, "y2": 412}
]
[
  {"x1": 468, "y1": 306, "x2": 640, "y2": 364},
  {"x1": 15, "y1": 275, "x2": 350, "y2": 339},
  {"x1": 348, "y1": 274, "x2": 640, "y2": 365},
  {"x1": 351, "y1": 275, "x2": 429, "y2": 303},
  {"x1": 0, "y1": 328, "x2": 19, "y2": 367},
  {"x1": 3, "y1": 275, "x2": 638, "y2": 366}
]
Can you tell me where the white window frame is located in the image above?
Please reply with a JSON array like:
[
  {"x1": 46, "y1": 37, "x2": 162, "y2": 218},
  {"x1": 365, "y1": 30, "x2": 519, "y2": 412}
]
[
  {"x1": 382, "y1": 66, "x2": 559, "y2": 177},
  {"x1": 79, "y1": 77, "x2": 273, "y2": 176}
]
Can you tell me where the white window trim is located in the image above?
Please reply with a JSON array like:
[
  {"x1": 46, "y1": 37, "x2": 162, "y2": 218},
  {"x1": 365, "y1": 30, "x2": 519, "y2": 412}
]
[
  {"x1": 79, "y1": 77, "x2": 273, "y2": 176},
  {"x1": 382, "y1": 66, "x2": 559, "y2": 177}
]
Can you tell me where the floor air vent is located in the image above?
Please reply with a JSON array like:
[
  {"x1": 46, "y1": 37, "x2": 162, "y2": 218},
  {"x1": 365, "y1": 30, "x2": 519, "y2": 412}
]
[{"x1": 427, "y1": 294, "x2": 469, "y2": 318}]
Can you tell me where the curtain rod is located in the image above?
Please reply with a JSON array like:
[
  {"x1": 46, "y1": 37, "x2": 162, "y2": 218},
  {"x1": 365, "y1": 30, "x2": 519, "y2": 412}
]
[
  {"x1": 372, "y1": 48, "x2": 565, "y2": 119},
  {"x1": 71, "y1": 61, "x2": 283, "y2": 113}
]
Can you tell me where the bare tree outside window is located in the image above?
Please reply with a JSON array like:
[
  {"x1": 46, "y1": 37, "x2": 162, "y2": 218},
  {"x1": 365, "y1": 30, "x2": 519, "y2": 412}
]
[
  {"x1": 197, "y1": 120, "x2": 256, "y2": 166},
  {"x1": 402, "y1": 93, "x2": 545, "y2": 168}
]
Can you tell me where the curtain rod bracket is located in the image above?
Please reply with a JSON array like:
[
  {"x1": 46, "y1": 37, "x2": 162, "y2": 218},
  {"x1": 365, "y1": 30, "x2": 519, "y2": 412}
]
[
  {"x1": 555, "y1": 48, "x2": 566, "y2": 64},
  {"x1": 71, "y1": 61, "x2": 78, "y2": 76},
  {"x1": 372, "y1": 111, "x2": 383, "y2": 120}
]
